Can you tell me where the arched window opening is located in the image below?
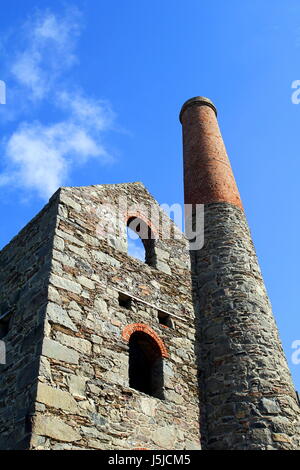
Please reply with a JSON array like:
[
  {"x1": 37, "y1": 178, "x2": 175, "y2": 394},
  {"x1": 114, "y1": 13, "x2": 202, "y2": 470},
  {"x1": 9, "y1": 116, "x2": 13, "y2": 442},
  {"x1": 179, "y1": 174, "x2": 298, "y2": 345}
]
[
  {"x1": 127, "y1": 217, "x2": 156, "y2": 267},
  {"x1": 129, "y1": 331, "x2": 164, "y2": 400},
  {"x1": 127, "y1": 226, "x2": 146, "y2": 262}
]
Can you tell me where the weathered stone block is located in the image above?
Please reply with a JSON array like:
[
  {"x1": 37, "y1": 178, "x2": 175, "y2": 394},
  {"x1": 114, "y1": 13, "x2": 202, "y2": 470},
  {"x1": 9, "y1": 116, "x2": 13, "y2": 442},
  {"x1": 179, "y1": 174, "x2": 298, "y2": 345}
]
[
  {"x1": 50, "y1": 274, "x2": 82, "y2": 295},
  {"x1": 36, "y1": 383, "x2": 79, "y2": 413},
  {"x1": 155, "y1": 260, "x2": 172, "y2": 275},
  {"x1": 139, "y1": 397, "x2": 157, "y2": 417},
  {"x1": 60, "y1": 194, "x2": 82, "y2": 212},
  {"x1": 33, "y1": 415, "x2": 81, "y2": 442},
  {"x1": 152, "y1": 426, "x2": 177, "y2": 448},
  {"x1": 55, "y1": 332, "x2": 92, "y2": 355},
  {"x1": 67, "y1": 375, "x2": 87, "y2": 398},
  {"x1": 42, "y1": 338, "x2": 79, "y2": 364},
  {"x1": 77, "y1": 275, "x2": 95, "y2": 290},
  {"x1": 261, "y1": 398, "x2": 281, "y2": 415},
  {"x1": 53, "y1": 236, "x2": 65, "y2": 252},
  {"x1": 92, "y1": 250, "x2": 121, "y2": 267},
  {"x1": 47, "y1": 302, "x2": 77, "y2": 331}
]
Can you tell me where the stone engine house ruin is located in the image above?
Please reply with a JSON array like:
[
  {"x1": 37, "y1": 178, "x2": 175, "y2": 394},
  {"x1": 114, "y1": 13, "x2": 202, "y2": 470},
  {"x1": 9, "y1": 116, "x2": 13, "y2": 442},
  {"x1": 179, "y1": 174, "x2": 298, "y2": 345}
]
[{"x1": 0, "y1": 97, "x2": 299, "y2": 450}]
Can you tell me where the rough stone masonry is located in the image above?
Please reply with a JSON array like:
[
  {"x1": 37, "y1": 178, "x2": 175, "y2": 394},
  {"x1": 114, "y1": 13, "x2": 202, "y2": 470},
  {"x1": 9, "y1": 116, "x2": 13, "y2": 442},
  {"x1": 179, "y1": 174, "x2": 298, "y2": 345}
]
[
  {"x1": 0, "y1": 182, "x2": 199, "y2": 450},
  {"x1": 0, "y1": 97, "x2": 299, "y2": 450},
  {"x1": 180, "y1": 96, "x2": 300, "y2": 450}
]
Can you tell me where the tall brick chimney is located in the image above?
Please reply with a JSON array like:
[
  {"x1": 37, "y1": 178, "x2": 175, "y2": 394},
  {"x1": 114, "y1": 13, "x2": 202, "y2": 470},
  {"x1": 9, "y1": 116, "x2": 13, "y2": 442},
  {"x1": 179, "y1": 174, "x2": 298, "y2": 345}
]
[
  {"x1": 180, "y1": 97, "x2": 300, "y2": 450},
  {"x1": 180, "y1": 96, "x2": 242, "y2": 209}
]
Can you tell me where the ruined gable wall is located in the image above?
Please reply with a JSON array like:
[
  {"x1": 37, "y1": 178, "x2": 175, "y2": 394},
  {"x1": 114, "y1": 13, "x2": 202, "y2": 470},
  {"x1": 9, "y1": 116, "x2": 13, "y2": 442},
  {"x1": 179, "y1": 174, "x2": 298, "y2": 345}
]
[{"x1": 31, "y1": 183, "x2": 200, "y2": 450}]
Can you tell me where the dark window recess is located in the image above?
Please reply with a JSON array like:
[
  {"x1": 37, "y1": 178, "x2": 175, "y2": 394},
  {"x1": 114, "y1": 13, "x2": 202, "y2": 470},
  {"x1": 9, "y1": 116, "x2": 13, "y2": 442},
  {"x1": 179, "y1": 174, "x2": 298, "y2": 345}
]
[
  {"x1": 25, "y1": 414, "x2": 33, "y2": 434},
  {"x1": 129, "y1": 331, "x2": 165, "y2": 400},
  {"x1": 118, "y1": 292, "x2": 132, "y2": 310},
  {"x1": 0, "y1": 311, "x2": 12, "y2": 339},
  {"x1": 127, "y1": 217, "x2": 156, "y2": 267},
  {"x1": 158, "y1": 311, "x2": 173, "y2": 328}
]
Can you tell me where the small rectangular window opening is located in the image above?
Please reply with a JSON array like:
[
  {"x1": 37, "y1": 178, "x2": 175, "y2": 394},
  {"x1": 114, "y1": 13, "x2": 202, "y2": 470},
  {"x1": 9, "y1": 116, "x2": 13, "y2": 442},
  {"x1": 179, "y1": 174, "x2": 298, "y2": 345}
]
[
  {"x1": 0, "y1": 311, "x2": 12, "y2": 339},
  {"x1": 158, "y1": 311, "x2": 173, "y2": 329},
  {"x1": 118, "y1": 292, "x2": 132, "y2": 310}
]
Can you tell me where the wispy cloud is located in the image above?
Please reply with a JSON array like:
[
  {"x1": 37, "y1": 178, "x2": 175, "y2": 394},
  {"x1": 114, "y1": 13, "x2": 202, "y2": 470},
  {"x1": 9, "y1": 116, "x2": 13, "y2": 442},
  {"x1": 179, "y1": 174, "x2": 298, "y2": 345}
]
[
  {"x1": 57, "y1": 90, "x2": 115, "y2": 132},
  {"x1": 11, "y1": 8, "x2": 80, "y2": 101},
  {"x1": 2, "y1": 116, "x2": 111, "y2": 199},
  {"x1": 0, "y1": 8, "x2": 116, "y2": 199}
]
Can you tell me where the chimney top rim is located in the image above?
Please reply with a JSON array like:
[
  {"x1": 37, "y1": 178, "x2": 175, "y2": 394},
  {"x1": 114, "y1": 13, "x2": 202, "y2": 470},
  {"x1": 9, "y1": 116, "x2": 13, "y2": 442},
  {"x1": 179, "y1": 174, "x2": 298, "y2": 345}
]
[{"x1": 179, "y1": 96, "x2": 217, "y2": 123}]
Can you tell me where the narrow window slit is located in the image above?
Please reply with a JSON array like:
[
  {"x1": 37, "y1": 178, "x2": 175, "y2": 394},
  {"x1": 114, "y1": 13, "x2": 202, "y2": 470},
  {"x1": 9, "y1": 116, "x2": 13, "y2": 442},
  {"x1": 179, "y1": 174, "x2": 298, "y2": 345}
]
[
  {"x1": 118, "y1": 292, "x2": 132, "y2": 310},
  {"x1": 127, "y1": 217, "x2": 156, "y2": 267},
  {"x1": 0, "y1": 311, "x2": 12, "y2": 339},
  {"x1": 158, "y1": 311, "x2": 173, "y2": 329}
]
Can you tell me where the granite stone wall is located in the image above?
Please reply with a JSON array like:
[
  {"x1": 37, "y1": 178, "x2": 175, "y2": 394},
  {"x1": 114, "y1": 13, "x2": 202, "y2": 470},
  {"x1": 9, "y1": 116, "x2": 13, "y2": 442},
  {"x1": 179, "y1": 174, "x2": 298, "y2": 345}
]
[
  {"x1": 193, "y1": 202, "x2": 300, "y2": 450},
  {"x1": 28, "y1": 183, "x2": 200, "y2": 450},
  {"x1": 0, "y1": 193, "x2": 59, "y2": 449}
]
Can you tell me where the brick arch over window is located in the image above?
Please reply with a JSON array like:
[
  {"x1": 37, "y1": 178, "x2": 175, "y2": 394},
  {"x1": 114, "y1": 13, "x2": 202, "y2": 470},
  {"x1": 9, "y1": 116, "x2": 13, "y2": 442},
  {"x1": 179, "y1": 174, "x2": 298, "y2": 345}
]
[
  {"x1": 125, "y1": 212, "x2": 159, "y2": 239},
  {"x1": 122, "y1": 323, "x2": 168, "y2": 358}
]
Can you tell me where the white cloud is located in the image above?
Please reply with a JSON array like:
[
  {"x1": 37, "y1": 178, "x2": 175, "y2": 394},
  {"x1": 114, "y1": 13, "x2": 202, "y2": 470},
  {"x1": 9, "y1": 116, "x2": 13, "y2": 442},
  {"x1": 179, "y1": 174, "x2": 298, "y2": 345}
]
[
  {"x1": 0, "y1": 8, "x2": 117, "y2": 200},
  {"x1": 1, "y1": 114, "x2": 112, "y2": 199},
  {"x1": 57, "y1": 91, "x2": 115, "y2": 131},
  {"x1": 3, "y1": 122, "x2": 67, "y2": 198},
  {"x1": 11, "y1": 9, "x2": 80, "y2": 100}
]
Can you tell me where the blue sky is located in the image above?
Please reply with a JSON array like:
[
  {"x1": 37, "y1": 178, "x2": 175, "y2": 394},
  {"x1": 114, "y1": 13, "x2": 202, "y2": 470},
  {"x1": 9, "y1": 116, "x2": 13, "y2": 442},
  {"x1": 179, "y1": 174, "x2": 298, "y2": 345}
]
[{"x1": 0, "y1": 0, "x2": 299, "y2": 390}]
